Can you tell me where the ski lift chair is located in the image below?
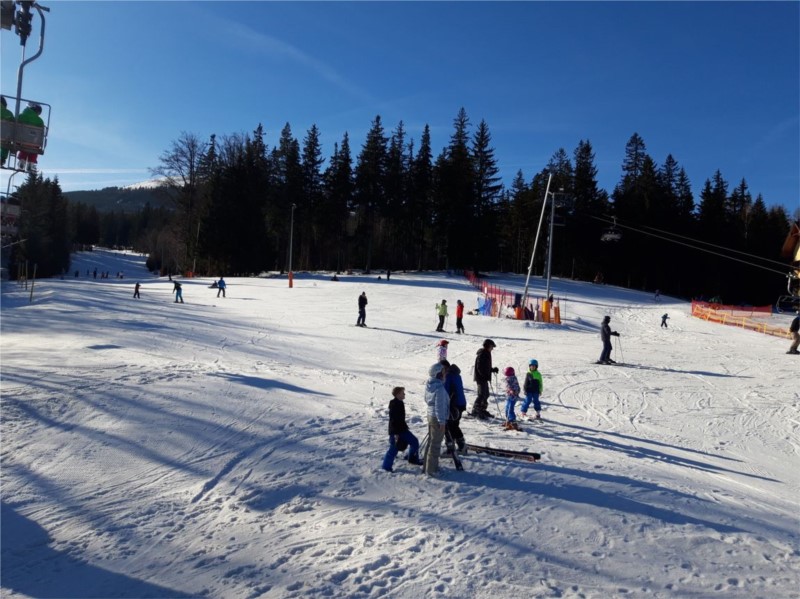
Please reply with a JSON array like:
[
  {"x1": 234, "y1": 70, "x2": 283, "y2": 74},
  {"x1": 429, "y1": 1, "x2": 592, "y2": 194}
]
[
  {"x1": 0, "y1": 97, "x2": 51, "y2": 172},
  {"x1": 601, "y1": 219, "x2": 622, "y2": 242}
]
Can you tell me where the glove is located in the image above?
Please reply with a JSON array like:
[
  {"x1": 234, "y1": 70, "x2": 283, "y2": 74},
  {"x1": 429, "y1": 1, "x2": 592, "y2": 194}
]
[
  {"x1": 492, "y1": 367, "x2": 499, "y2": 373},
  {"x1": 395, "y1": 435, "x2": 409, "y2": 451},
  {"x1": 612, "y1": 332, "x2": 620, "y2": 337}
]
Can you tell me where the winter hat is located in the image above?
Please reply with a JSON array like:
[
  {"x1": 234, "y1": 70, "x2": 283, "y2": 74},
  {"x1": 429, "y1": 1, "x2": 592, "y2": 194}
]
[
  {"x1": 442, "y1": 299, "x2": 447, "y2": 303},
  {"x1": 428, "y1": 362, "x2": 446, "y2": 378},
  {"x1": 449, "y1": 364, "x2": 461, "y2": 375},
  {"x1": 504, "y1": 366, "x2": 515, "y2": 376},
  {"x1": 529, "y1": 359, "x2": 538, "y2": 367},
  {"x1": 602, "y1": 315, "x2": 611, "y2": 323},
  {"x1": 0, "y1": 96, "x2": 6, "y2": 108},
  {"x1": 483, "y1": 338, "x2": 496, "y2": 348},
  {"x1": 438, "y1": 339, "x2": 449, "y2": 346}
]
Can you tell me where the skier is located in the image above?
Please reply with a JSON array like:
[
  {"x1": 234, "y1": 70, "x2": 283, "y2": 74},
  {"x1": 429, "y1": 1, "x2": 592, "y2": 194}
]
[
  {"x1": 470, "y1": 338, "x2": 498, "y2": 419},
  {"x1": 356, "y1": 291, "x2": 368, "y2": 327},
  {"x1": 654, "y1": 289, "x2": 661, "y2": 302},
  {"x1": 444, "y1": 362, "x2": 468, "y2": 454},
  {"x1": 597, "y1": 315, "x2": 620, "y2": 364},
  {"x1": 435, "y1": 299, "x2": 448, "y2": 332},
  {"x1": 502, "y1": 367, "x2": 521, "y2": 431},
  {"x1": 424, "y1": 362, "x2": 450, "y2": 477},
  {"x1": 173, "y1": 281, "x2": 184, "y2": 303},
  {"x1": 788, "y1": 311, "x2": 800, "y2": 354},
  {"x1": 0, "y1": 96, "x2": 13, "y2": 167},
  {"x1": 455, "y1": 299, "x2": 465, "y2": 334},
  {"x1": 217, "y1": 277, "x2": 227, "y2": 298},
  {"x1": 15, "y1": 103, "x2": 44, "y2": 173},
  {"x1": 381, "y1": 387, "x2": 422, "y2": 472},
  {"x1": 133, "y1": 282, "x2": 141, "y2": 299},
  {"x1": 520, "y1": 359, "x2": 543, "y2": 421},
  {"x1": 661, "y1": 313, "x2": 669, "y2": 328},
  {"x1": 436, "y1": 339, "x2": 449, "y2": 362}
]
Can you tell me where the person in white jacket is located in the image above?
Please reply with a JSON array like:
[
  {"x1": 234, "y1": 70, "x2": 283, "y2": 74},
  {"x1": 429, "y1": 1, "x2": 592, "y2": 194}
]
[{"x1": 424, "y1": 362, "x2": 450, "y2": 476}]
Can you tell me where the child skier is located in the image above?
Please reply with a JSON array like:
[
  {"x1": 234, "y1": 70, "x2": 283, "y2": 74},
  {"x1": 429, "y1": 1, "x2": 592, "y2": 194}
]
[
  {"x1": 382, "y1": 387, "x2": 422, "y2": 472},
  {"x1": 503, "y1": 367, "x2": 521, "y2": 431},
  {"x1": 661, "y1": 313, "x2": 669, "y2": 328},
  {"x1": 521, "y1": 359, "x2": 544, "y2": 421},
  {"x1": 437, "y1": 339, "x2": 449, "y2": 362}
]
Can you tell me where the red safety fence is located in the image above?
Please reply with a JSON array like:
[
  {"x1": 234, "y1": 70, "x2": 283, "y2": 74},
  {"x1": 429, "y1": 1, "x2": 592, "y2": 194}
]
[
  {"x1": 691, "y1": 301, "x2": 790, "y2": 339},
  {"x1": 464, "y1": 271, "x2": 563, "y2": 324}
]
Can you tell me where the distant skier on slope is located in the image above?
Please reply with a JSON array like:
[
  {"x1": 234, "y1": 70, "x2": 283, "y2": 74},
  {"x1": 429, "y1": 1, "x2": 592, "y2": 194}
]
[
  {"x1": 597, "y1": 315, "x2": 619, "y2": 364},
  {"x1": 661, "y1": 313, "x2": 669, "y2": 328},
  {"x1": 356, "y1": 291, "x2": 368, "y2": 327},
  {"x1": 435, "y1": 299, "x2": 448, "y2": 332},
  {"x1": 455, "y1": 299, "x2": 465, "y2": 334}
]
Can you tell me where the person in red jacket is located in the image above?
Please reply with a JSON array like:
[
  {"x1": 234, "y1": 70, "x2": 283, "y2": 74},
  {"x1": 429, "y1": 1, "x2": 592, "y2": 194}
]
[{"x1": 455, "y1": 299, "x2": 465, "y2": 334}]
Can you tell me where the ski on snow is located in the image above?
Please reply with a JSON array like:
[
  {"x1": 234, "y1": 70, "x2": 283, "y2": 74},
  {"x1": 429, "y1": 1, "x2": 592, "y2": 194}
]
[{"x1": 464, "y1": 444, "x2": 541, "y2": 462}]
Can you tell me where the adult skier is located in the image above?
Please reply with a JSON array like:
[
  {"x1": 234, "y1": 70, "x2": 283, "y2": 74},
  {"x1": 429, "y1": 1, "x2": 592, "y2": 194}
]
[
  {"x1": 455, "y1": 299, "x2": 465, "y2": 334},
  {"x1": 470, "y1": 339, "x2": 498, "y2": 419},
  {"x1": 597, "y1": 315, "x2": 620, "y2": 364},
  {"x1": 424, "y1": 362, "x2": 450, "y2": 477},
  {"x1": 435, "y1": 299, "x2": 448, "y2": 332},
  {"x1": 356, "y1": 292, "x2": 368, "y2": 327}
]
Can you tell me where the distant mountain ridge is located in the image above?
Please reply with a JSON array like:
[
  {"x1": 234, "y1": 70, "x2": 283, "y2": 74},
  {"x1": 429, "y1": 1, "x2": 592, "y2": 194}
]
[{"x1": 64, "y1": 185, "x2": 174, "y2": 213}]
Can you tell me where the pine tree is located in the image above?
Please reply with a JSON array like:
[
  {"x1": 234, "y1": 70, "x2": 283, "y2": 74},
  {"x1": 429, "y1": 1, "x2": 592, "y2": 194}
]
[{"x1": 354, "y1": 115, "x2": 388, "y2": 272}]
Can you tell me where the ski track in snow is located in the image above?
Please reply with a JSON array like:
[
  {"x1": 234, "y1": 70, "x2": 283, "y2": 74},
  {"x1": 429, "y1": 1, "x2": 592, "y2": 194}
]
[{"x1": 1, "y1": 249, "x2": 799, "y2": 599}]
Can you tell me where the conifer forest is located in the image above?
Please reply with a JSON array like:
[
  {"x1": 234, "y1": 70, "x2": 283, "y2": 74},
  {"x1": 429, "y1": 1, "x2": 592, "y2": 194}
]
[{"x1": 8, "y1": 108, "x2": 796, "y2": 306}]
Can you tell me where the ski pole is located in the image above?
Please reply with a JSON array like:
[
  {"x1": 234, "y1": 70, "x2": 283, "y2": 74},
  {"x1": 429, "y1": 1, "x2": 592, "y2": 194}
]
[
  {"x1": 618, "y1": 336, "x2": 624, "y2": 363},
  {"x1": 491, "y1": 375, "x2": 503, "y2": 419}
]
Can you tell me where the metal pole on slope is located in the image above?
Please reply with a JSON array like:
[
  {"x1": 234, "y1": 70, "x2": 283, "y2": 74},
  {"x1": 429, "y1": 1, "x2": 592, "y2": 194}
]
[
  {"x1": 288, "y1": 203, "x2": 296, "y2": 288},
  {"x1": 521, "y1": 173, "x2": 552, "y2": 310},
  {"x1": 545, "y1": 186, "x2": 556, "y2": 301}
]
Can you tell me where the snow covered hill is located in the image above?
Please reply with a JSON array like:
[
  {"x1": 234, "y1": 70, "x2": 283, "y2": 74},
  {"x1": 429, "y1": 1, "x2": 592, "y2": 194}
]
[{"x1": 1, "y1": 249, "x2": 798, "y2": 599}]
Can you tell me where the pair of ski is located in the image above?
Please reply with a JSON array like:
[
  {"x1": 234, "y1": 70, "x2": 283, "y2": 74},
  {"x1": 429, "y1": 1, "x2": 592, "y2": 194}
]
[{"x1": 420, "y1": 432, "x2": 541, "y2": 469}]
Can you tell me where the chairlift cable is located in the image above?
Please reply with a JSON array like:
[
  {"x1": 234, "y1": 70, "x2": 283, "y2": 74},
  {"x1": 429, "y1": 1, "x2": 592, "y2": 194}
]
[
  {"x1": 589, "y1": 215, "x2": 789, "y2": 277},
  {"x1": 589, "y1": 214, "x2": 794, "y2": 274}
]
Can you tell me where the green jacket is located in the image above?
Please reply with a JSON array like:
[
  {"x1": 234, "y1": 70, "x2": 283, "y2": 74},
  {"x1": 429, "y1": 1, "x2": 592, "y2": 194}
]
[
  {"x1": 17, "y1": 107, "x2": 44, "y2": 128},
  {"x1": 524, "y1": 369, "x2": 543, "y2": 395},
  {"x1": 436, "y1": 302, "x2": 448, "y2": 316}
]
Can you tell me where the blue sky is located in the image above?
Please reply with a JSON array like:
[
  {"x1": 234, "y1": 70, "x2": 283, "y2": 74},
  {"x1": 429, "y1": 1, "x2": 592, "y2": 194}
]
[{"x1": 1, "y1": 1, "x2": 798, "y2": 213}]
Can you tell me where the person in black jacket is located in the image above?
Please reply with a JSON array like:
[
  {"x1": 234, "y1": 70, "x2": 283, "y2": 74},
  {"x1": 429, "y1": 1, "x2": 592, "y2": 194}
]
[
  {"x1": 356, "y1": 292, "x2": 368, "y2": 327},
  {"x1": 470, "y1": 339, "x2": 498, "y2": 419},
  {"x1": 381, "y1": 387, "x2": 422, "y2": 471},
  {"x1": 598, "y1": 315, "x2": 619, "y2": 364}
]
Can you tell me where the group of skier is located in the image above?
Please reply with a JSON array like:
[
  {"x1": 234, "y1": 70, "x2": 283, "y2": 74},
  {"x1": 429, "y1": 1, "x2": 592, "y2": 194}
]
[{"x1": 382, "y1": 335, "x2": 546, "y2": 476}]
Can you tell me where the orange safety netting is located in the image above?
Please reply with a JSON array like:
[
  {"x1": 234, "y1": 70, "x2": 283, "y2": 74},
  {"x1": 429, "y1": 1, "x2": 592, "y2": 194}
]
[{"x1": 691, "y1": 301, "x2": 790, "y2": 339}]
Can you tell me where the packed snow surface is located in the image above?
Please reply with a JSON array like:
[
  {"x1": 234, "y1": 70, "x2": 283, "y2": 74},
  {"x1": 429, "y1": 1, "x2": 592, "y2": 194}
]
[{"x1": 1, "y1": 248, "x2": 798, "y2": 599}]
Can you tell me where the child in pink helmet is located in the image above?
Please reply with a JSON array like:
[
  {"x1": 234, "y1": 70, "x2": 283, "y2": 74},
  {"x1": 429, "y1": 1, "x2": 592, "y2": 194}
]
[{"x1": 503, "y1": 366, "x2": 521, "y2": 431}]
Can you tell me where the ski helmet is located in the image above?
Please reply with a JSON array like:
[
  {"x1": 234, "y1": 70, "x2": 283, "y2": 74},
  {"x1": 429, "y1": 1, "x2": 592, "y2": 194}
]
[
  {"x1": 529, "y1": 359, "x2": 538, "y2": 367},
  {"x1": 483, "y1": 338, "x2": 496, "y2": 348},
  {"x1": 438, "y1": 339, "x2": 449, "y2": 346},
  {"x1": 504, "y1": 366, "x2": 515, "y2": 376},
  {"x1": 602, "y1": 315, "x2": 611, "y2": 323}
]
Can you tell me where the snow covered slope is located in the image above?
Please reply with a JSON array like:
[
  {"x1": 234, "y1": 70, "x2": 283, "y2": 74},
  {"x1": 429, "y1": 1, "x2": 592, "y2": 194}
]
[{"x1": 1, "y1": 249, "x2": 798, "y2": 598}]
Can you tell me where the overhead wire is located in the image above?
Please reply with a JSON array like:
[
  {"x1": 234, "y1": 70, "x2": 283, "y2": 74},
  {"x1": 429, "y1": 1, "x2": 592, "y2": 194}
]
[{"x1": 587, "y1": 214, "x2": 792, "y2": 277}]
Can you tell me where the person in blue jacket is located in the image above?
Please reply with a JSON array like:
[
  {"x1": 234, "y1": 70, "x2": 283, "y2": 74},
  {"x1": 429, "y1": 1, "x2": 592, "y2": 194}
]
[
  {"x1": 382, "y1": 387, "x2": 422, "y2": 472},
  {"x1": 443, "y1": 362, "x2": 467, "y2": 454},
  {"x1": 597, "y1": 315, "x2": 619, "y2": 364},
  {"x1": 217, "y1": 276, "x2": 227, "y2": 298}
]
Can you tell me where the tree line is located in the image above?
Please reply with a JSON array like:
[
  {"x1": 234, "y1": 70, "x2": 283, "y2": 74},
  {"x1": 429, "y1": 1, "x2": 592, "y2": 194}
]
[{"x1": 7, "y1": 108, "x2": 795, "y2": 305}]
